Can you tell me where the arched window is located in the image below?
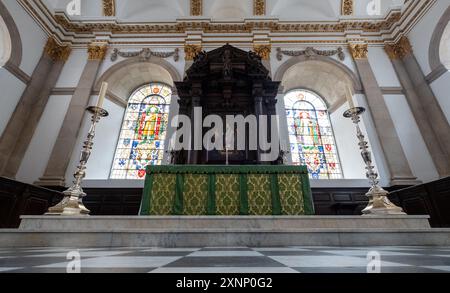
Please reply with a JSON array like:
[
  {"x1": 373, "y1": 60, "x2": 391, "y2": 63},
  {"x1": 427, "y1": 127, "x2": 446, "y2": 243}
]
[
  {"x1": 111, "y1": 83, "x2": 172, "y2": 179},
  {"x1": 284, "y1": 89, "x2": 343, "y2": 179}
]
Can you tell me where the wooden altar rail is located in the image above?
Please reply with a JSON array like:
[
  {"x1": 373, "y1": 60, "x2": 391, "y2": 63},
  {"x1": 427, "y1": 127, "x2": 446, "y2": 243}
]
[{"x1": 1, "y1": 176, "x2": 449, "y2": 228}]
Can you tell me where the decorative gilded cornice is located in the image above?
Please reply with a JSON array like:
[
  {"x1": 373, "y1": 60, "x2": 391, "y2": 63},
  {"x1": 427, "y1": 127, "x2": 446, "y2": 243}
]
[
  {"x1": 253, "y1": 44, "x2": 271, "y2": 60},
  {"x1": 44, "y1": 37, "x2": 71, "y2": 61},
  {"x1": 341, "y1": 0, "x2": 354, "y2": 15},
  {"x1": 102, "y1": 0, "x2": 115, "y2": 17},
  {"x1": 254, "y1": 0, "x2": 266, "y2": 16},
  {"x1": 349, "y1": 43, "x2": 368, "y2": 59},
  {"x1": 53, "y1": 12, "x2": 402, "y2": 35},
  {"x1": 385, "y1": 37, "x2": 413, "y2": 59},
  {"x1": 88, "y1": 43, "x2": 108, "y2": 60},
  {"x1": 191, "y1": 0, "x2": 202, "y2": 16},
  {"x1": 184, "y1": 44, "x2": 202, "y2": 61}
]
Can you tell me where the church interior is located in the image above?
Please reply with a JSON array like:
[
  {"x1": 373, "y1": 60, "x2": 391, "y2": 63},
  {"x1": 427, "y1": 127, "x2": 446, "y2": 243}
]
[{"x1": 0, "y1": 0, "x2": 450, "y2": 274}]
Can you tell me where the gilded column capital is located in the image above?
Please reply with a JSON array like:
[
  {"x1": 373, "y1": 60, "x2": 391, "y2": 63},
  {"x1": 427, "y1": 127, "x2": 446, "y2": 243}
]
[
  {"x1": 254, "y1": 0, "x2": 266, "y2": 16},
  {"x1": 102, "y1": 0, "x2": 115, "y2": 16},
  {"x1": 253, "y1": 44, "x2": 272, "y2": 60},
  {"x1": 341, "y1": 0, "x2": 354, "y2": 15},
  {"x1": 190, "y1": 0, "x2": 202, "y2": 16},
  {"x1": 44, "y1": 37, "x2": 71, "y2": 62},
  {"x1": 349, "y1": 43, "x2": 368, "y2": 59},
  {"x1": 385, "y1": 37, "x2": 413, "y2": 60},
  {"x1": 88, "y1": 43, "x2": 109, "y2": 60},
  {"x1": 184, "y1": 44, "x2": 202, "y2": 61}
]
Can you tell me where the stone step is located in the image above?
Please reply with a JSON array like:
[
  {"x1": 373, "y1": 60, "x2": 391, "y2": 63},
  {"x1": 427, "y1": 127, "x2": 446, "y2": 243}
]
[
  {"x1": 1, "y1": 229, "x2": 450, "y2": 247},
  {"x1": 18, "y1": 215, "x2": 432, "y2": 231},
  {"x1": 1, "y1": 215, "x2": 447, "y2": 248}
]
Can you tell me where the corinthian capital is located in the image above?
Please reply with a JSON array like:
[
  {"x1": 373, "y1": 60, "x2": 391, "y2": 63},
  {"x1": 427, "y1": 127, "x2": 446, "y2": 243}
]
[
  {"x1": 385, "y1": 37, "x2": 413, "y2": 60},
  {"x1": 44, "y1": 37, "x2": 71, "y2": 62},
  {"x1": 349, "y1": 43, "x2": 368, "y2": 59},
  {"x1": 88, "y1": 43, "x2": 109, "y2": 60}
]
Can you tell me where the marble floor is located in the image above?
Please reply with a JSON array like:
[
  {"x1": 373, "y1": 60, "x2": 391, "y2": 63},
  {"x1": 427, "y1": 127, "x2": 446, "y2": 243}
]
[{"x1": 0, "y1": 246, "x2": 450, "y2": 273}]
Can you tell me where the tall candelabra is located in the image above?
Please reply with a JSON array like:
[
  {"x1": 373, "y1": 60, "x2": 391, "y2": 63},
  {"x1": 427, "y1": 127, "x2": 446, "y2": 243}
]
[
  {"x1": 343, "y1": 107, "x2": 405, "y2": 215},
  {"x1": 46, "y1": 106, "x2": 109, "y2": 216}
]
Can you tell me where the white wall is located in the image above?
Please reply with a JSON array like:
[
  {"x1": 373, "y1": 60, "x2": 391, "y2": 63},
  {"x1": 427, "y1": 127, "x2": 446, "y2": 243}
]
[
  {"x1": 430, "y1": 71, "x2": 450, "y2": 124},
  {"x1": 368, "y1": 46, "x2": 401, "y2": 87},
  {"x1": 3, "y1": 0, "x2": 47, "y2": 76},
  {"x1": 55, "y1": 49, "x2": 87, "y2": 87},
  {"x1": 16, "y1": 95, "x2": 72, "y2": 183},
  {"x1": 384, "y1": 94, "x2": 439, "y2": 182},
  {"x1": 0, "y1": 68, "x2": 26, "y2": 136},
  {"x1": 408, "y1": 0, "x2": 450, "y2": 75},
  {"x1": 65, "y1": 97, "x2": 125, "y2": 183}
]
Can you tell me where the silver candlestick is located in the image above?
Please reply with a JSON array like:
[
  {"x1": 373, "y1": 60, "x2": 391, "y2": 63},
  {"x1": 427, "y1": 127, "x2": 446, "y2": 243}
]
[
  {"x1": 46, "y1": 106, "x2": 109, "y2": 216},
  {"x1": 343, "y1": 107, "x2": 405, "y2": 215}
]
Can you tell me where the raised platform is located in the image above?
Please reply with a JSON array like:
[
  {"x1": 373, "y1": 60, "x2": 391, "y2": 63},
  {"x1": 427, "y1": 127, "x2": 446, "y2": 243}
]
[{"x1": 1, "y1": 215, "x2": 450, "y2": 248}]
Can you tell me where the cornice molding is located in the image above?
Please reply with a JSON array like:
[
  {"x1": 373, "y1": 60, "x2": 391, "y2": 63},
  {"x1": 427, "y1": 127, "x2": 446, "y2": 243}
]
[
  {"x1": 18, "y1": 0, "x2": 434, "y2": 47},
  {"x1": 52, "y1": 12, "x2": 402, "y2": 35}
]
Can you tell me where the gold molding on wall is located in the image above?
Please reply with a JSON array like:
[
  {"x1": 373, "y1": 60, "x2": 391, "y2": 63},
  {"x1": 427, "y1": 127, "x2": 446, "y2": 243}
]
[
  {"x1": 53, "y1": 12, "x2": 401, "y2": 34},
  {"x1": 341, "y1": 0, "x2": 354, "y2": 16},
  {"x1": 191, "y1": 0, "x2": 202, "y2": 16},
  {"x1": 254, "y1": 0, "x2": 266, "y2": 16},
  {"x1": 385, "y1": 37, "x2": 413, "y2": 59},
  {"x1": 102, "y1": 0, "x2": 115, "y2": 17},
  {"x1": 44, "y1": 37, "x2": 71, "y2": 61},
  {"x1": 349, "y1": 43, "x2": 368, "y2": 59}
]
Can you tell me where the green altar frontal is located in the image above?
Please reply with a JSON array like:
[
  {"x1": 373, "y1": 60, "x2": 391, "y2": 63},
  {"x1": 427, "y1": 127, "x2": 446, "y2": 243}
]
[{"x1": 140, "y1": 165, "x2": 314, "y2": 216}]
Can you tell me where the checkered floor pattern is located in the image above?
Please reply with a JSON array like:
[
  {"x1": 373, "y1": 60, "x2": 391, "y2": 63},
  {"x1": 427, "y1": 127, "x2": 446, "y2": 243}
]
[{"x1": 1, "y1": 246, "x2": 450, "y2": 273}]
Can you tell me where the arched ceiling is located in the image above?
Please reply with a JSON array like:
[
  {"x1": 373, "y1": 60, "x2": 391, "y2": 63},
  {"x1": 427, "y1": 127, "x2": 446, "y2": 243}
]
[
  {"x1": 41, "y1": 0, "x2": 406, "y2": 22},
  {"x1": 101, "y1": 62, "x2": 174, "y2": 102},
  {"x1": 281, "y1": 60, "x2": 356, "y2": 113}
]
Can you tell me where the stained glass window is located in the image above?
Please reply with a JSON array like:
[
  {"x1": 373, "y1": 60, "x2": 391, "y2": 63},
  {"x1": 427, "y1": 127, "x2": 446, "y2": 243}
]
[
  {"x1": 285, "y1": 90, "x2": 343, "y2": 179},
  {"x1": 110, "y1": 83, "x2": 172, "y2": 179}
]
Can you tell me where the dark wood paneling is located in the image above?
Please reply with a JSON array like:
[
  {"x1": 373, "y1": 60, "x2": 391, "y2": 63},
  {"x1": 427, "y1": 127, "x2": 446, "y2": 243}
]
[
  {"x1": 390, "y1": 177, "x2": 450, "y2": 227},
  {"x1": 0, "y1": 177, "x2": 62, "y2": 228},
  {"x1": 2, "y1": 176, "x2": 449, "y2": 228}
]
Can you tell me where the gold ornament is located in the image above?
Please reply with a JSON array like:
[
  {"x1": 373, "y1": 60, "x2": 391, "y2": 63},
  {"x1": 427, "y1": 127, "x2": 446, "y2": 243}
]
[
  {"x1": 44, "y1": 37, "x2": 71, "y2": 61},
  {"x1": 102, "y1": 0, "x2": 115, "y2": 16},
  {"x1": 385, "y1": 37, "x2": 413, "y2": 59},
  {"x1": 88, "y1": 43, "x2": 109, "y2": 60},
  {"x1": 184, "y1": 44, "x2": 202, "y2": 61},
  {"x1": 349, "y1": 43, "x2": 368, "y2": 59},
  {"x1": 253, "y1": 44, "x2": 272, "y2": 60}
]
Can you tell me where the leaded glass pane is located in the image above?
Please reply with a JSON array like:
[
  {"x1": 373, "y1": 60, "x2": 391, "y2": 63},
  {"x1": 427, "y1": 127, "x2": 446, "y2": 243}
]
[
  {"x1": 110, "y1": 83, "x2": 172, "y2": 179},
  {"x1": 284, "y1": 90, "x2": 343, "y2": 179}
]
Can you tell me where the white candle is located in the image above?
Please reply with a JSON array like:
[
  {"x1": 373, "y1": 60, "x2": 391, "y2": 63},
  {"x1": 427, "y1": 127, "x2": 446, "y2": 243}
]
[
  {"x1": 346, "y1": 85, "x2": 355, "y2": 109},
  {"x1": 97, "y1": 82, "x2": 108, "y2": 108}
]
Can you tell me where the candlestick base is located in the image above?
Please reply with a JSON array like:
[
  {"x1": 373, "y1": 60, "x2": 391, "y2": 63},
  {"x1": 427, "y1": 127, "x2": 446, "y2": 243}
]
[
  {"x1": 362, "y1": 185, "x2": 406, "y2": 215},
  {"x1": 46, "y1": 185, "x2": 90, "y2": 216}
]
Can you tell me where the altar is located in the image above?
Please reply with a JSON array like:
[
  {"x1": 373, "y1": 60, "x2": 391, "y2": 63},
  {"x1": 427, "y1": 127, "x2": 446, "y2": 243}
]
[{"x1": 140, "y1": 165, "x2": 314, "y2": 216}]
